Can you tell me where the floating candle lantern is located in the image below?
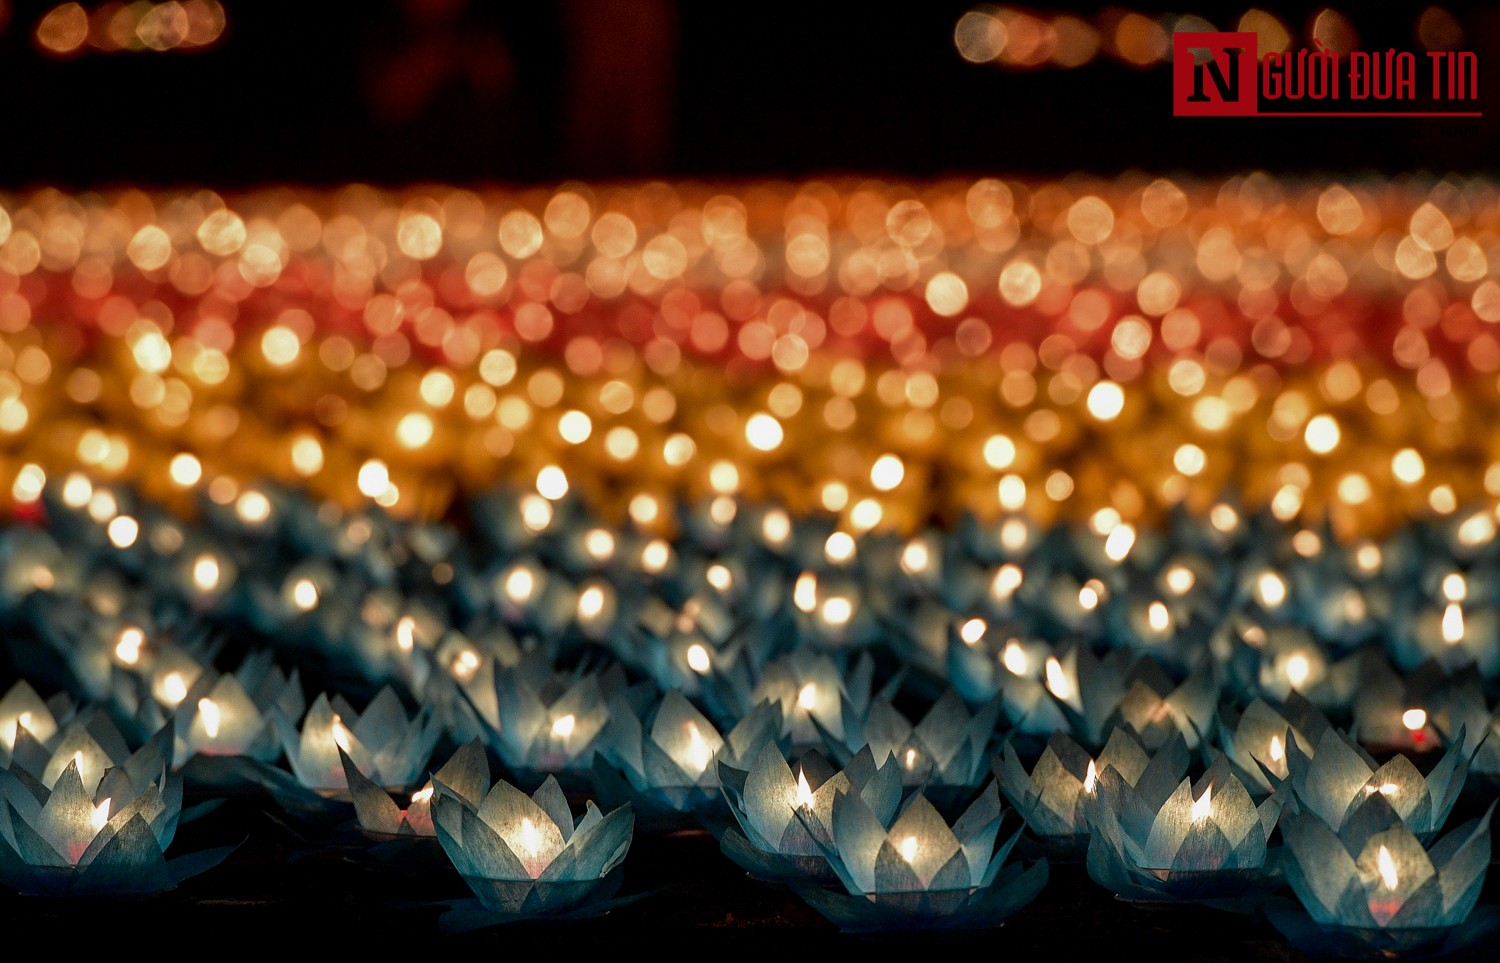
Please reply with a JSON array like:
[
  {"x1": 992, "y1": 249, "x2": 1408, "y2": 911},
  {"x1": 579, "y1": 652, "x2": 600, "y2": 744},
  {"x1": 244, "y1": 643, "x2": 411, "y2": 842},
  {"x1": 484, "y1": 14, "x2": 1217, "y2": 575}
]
[
  {"x1": 718, "y1": 743, "x2": 899, "y2": 883},
  {"x1": 997, "y1": 728, "x2": 1188, "y2": 855},
  {"x1": 1025, "y1": 646, "x2": 1216, "y2": 751},
  {"x1": 1285, "y1": 727, "x2": 1468, "y2": 839},
  {"x1": 343, "y1": 739, "x2": 489, "y2": 838},
  {"x1": 172, "y1": 653, "x2": 305, "y2": 765},
  {"x1": 1215, "y1": 694, "x2": 1331, "y2": 795},
  {"x1": 1271, "y1": 801, "x2": 1494, "y2": 956},
  {"x1": 594, "y1": 692, "x2": 778, "y2": 821},
  {"x1": 489, "y1": 659, "x2": 624, "y2": 778},
  {"x1": 791, "y1": 782, "x2": 1048, "y2": 932},
  {"x1": 1084, "y1": 754, "x2": 1285, "y2": 902},
  {"x1": 830, "y1": 689, "x2": 1002, "y2": 793},
  {"x1": 431, "y1": 772, "x2": 634, "y2": 919},
  {"x1": 0, "y1": 755, "x2": 232, "y2": 896},
  {"x1": 272, "y1": 688, "x2": 441, "y2": 794}
]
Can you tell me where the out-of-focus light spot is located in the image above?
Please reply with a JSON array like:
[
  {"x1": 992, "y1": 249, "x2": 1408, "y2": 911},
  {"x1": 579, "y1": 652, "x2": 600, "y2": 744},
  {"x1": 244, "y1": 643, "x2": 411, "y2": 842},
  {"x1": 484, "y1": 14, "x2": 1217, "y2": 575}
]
[
  {"x1": 745, "y1": 413, "x2": 783, "y2": 451},
  {"x1": 262, "y1": 325, "x2": 300, "y2": 366},
  {"x1": 1086, "y1": 380, "x2": 1125, "y2": 421},
  {"x1": 36, "y1": 3, "x2": 89, "y2": 54},
  {"x1": 954, "y1": 9, "x2": 1007, "y2": 63}
]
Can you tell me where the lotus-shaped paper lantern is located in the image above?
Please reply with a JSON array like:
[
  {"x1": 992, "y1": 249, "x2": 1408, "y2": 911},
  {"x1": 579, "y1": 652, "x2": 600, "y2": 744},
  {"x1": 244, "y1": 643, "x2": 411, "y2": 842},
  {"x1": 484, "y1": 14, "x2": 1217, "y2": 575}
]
[
  {"x1": 7, "y1": 706, "x2": 147, "y2": 794},
  {"x1": 718, "y1": 743, "x2": 899, "y2": 883},
  {"x1": 0, "y1": 755, "x2": 232, "y2": 896},
  {"x1": 1013, "y1": 647, "x2": 1216, "y2": 750},
  {"x1": 432, "y1": 773, "x2": 634, "y2": 919},
  {"x1": 595, "y1": 692, "x2": 779, "y2": 822},
  {"x1": 997, "y1": 728, "x2": 1188, "y2": 855},
  {"x1": 1285, "y1": 727, "x2": 1467, "y2": 838},
  {"x1": 272, "y1": 688, "x2": 441, "y2": 794},
  {"x1": 1271, "y1": 800, "x2": 1495, "y2": 955},
  {"x1": 1084, "y1": 754, "x2": 1285, "y2": 902},
  {"x1": 172, "y1": 653, "x2": 306, "y2": 765},
  {"x1": 487, "y1": 658, "x2": 633, "y2": 779},
  {"x1": 749, "y1": 650, "x2": 885, "y2": 748},
  {"x1": 827, "y1": 690, "x2": 1002, "y2": 794},
  {"x1": 342, "y1": 739, "x2": 489, "y2": 837},
  {"x1": 792, "y1": 782, "x2": 1048, "y2": 932},
  {"x1": 1215, "y1": 694, "x2": 1331, "y2": 795},
  {"x1": 0, "y1": 680, "x2": 65, "y2": 769}
]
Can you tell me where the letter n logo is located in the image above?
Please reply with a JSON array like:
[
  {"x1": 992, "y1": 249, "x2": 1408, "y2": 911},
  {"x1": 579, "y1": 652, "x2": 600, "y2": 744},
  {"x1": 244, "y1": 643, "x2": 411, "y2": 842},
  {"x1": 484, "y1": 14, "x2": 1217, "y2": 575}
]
[{"x1": 1173, "y1": 32, "x2": 1258, "y2": 116}]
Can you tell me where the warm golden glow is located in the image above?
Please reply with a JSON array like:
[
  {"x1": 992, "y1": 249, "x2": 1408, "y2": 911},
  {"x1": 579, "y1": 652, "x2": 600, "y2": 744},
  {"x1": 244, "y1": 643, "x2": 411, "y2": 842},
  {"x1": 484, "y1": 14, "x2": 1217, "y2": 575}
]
[
  {"x1": 1285, "y1": 652, "x2": 1312, "y2": 689},
  {"x1": 1044, "y1": 656, "x2": 1073, "y2": 701},
  {"x1": 90, "y1": 798, "x2": 111, "y2": 833},
  {"x1": 1377, "y1": 845, "x2": 1399, "y2": 890},
  {"x1": 992, "y1": 563, "x2": 1023, "y2": 599},
  {"x1": 114, "y1": 626, "x2": 144, "y2": 665},
  {"x1": 1190, "y1": 786, "x2": 1213, "y2": 823},
  {"x1": 199, "y1": 697, "x2": 221, "y2": 738},
  {"x1": 960, "y1": 618, "x2": 986, "y2": 646},
  {"x1": 1147, "y1": 601, "x2": 1170, "y2": 633},
  {"x1": 577, "y1": 586, "x2": 606, "y2": 620},
  {"x1": 192, "y1": 554, "x2": 221, "y2": 591},
  {"x1": 1257, "y1": 572, "x2": 1287, "y2": 608},
  {"x1": 551, "y1": 714, "x2": 576, "y2": 739},
  {"x1": 1083, "y1": 759, "x2": 1098, "y2": 794},
  {"x1": 1442, "y1": 603, "x2": 1465, "y2": 644},
  {"x1": 291, "y1": 578, "x2": 319, "y2": 611},
  {"x1": 1001, "y1": 641, "x2": 1028, "y2": 675},
  {"x1": 1103, "y1": 524, "x2": 1135, "y2": 562},
  {"x1": 797, "y1": 682, "x2": 818, "y2": 711},
  {"x1": 684, "y1": 722, "x2": 712, "y2": 774},
  {"x1": 1269, "y1": 735, "x2": 1284, "y2": 763},
  {"x1": 898, "y1": 835, "x2": 920, "y2": 864},
  {"x1": 686, "y1": 643, "x2": 711, "y2": 674},
  {"x1": 1402, "y1": 708, "x2": 1428, "y2": 731},
  {"x1": 519, "y1": 817, "x2": 543, "y2": 857},
  {"x1": 795, "y1": 768, "x2": 815, "y2": 809},
  {"x1": 161, "y1": 671, "x2": 188, "y2": 707}
]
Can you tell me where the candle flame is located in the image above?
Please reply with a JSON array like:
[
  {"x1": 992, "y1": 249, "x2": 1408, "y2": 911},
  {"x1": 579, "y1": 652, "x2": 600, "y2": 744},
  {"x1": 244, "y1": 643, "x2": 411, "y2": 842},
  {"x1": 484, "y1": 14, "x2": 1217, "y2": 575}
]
[
  {"x1": 452, "y1": 649, "x2": 479, "y2": 680},
  {"x1": 161, "y1": 671, "x2": 188, "y2": 707},
  {"x1": 1257, "y1": 571, "x2": 1287, "y2": 607},
  {"x1": 114, "y1": 626, "x2": 144, "y2": 665},
  {"x1": 577, "y1": 586, "x2": 605, "y2": 620},
  {"x1": 519, "y1": 817, "x2": 542, "y2": 857},
  {"x1": 551, "y1": 713, "x2": 576, "y2": 739},
  {"x1": 795, "y1": 768, "x2": 815, "y2": 810},
  {"x1": 1001, "y1": 641, "x2": 1028, "y2": 675},
  {"x1": 291, "y1": 577, "x2": 319, "y2": 611},
  {"x1": 820, "y1": 596, "x2": 853, "y2": 626},
  {"x1": 904, "y1": 748, "x2": 917, "y2": 768},
  {"x1": 410, "y1": 786, "x2": 434, "y2": 806},
  {"x1": 1402, "y1": 708, "x2": 1427, "y2": 731},
  {"x1": 1442, "y1": 603, "x2": 1465, "y2": 644},
  {"x1": 1364, "y1": 782, "x2": 1399, "y2": 796},
  {"x1": 797, "y1": 682, "x2": 817, "y2": 711},
  {"x1": 198, "y1": 698, "x2": 221, "y2": 739},
  {"x1": 395, "y1": 615, "x2": 415, "y2": 652},
  {"x1": 686, "y1": 643, "x2": 711, "y2": 674},
  {"x1": 960, "y1": 618, "x2": 986, "y2": 645},
  {"x1": 1191, "y1": 786, "x2": 1213, "y2": 823},
  {"x1": 1084, "y1": 759, "x2": 1098, "y2": 794},
  {"x1": 1147, "y1": 601, "x2": 1170, "y2": 632},
  {"x1": 1377, "y1": 845, "x2": 1399, "y2": 890},
  {"x1": 1045, "y1": 656, "x2": 1074, "y2": 701},
  {"x1": 192, "y1": 553, "x2": 220, "y2": 590},
  {"x1": 685, "y1": 722, "x2": 712, "y2": 774},
  {"x1": 1269, "y1": 735, "x2": 1284, "y2": 763},
  {"x1": 90, "y1": 798, "x2": 111, "y2": 832},
  {"x1": 898, "y1": 835, "x2": 919, "y2": 864},
  {"x1": 504, "y1": 566, "x2": 535, "y2": 603},
  {"x1": 331, "y1": 713, "x2": 351, "y2": 752},
  {"x1": 1285, "y1": 652, "x2": 1311, "y2": 689}
]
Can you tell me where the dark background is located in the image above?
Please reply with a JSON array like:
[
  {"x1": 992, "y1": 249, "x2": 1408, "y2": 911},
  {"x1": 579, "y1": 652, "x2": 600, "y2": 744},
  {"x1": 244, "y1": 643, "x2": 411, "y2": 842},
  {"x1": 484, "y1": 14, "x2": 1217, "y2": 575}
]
[{"x1": 0, "y1": 0, "x2": 1496, "y2": 188}]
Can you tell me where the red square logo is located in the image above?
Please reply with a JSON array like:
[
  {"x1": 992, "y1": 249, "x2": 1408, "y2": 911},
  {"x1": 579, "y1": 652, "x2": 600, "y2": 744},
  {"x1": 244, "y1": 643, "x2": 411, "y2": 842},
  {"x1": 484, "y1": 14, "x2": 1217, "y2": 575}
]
[{"x1": 1173, "y1": 32, "x2": 1258, "y2": 116}]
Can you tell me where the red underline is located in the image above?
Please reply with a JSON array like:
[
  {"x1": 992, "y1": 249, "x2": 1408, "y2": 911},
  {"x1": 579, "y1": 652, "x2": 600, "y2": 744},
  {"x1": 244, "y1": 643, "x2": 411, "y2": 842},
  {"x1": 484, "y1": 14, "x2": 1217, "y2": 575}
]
[{"x1": 1251, "y1": 111, "x2": 1484, "y2": 117}]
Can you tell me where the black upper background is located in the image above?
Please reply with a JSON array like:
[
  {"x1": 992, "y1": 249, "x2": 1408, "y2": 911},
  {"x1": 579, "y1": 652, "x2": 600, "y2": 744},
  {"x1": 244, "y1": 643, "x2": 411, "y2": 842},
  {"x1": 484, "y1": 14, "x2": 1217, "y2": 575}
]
[{"x1": 0, "y1": 0, "x2": 1496, "y2": 188}]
